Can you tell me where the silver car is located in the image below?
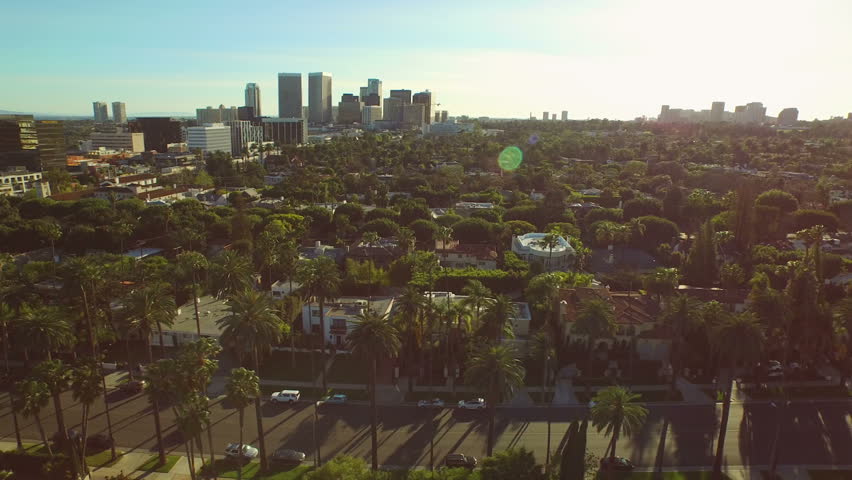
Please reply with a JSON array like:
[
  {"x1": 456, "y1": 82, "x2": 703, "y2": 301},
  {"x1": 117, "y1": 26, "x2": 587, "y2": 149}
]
[
  {"x1": 272, "y1": 448, "x2": 306, "y2": 465},
  {"x1": 224, "y1": 443, "x2": 259, "y2": 460}
]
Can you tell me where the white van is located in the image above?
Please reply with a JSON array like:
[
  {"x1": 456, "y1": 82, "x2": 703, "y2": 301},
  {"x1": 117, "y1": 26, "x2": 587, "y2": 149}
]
[{"x1": 269, "y1": 390, "x2": 301, "y2": 404}]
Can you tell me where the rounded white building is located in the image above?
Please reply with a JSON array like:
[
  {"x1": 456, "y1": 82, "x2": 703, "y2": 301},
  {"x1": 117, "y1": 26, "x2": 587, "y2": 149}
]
[{"x1": 511, "y1": 232, "x2": 576, "y2": 271}]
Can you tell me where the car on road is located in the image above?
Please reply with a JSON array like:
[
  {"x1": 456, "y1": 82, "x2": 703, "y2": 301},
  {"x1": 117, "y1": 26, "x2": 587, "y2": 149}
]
[
  {"x1": 599, "y1": 456, "x2": 634, "y2": 471},
  {"x1": 224, "y1": 443, "x2": 259, "y2": 460},
  {"x1": 86, "y1": 433, "x2": 114, "y2": 450},
  {"x1": 417, "y1": 398, "x2": 445, "y2": 409},
  {"x1": 118, "y1": 380, "x2": 145, "y2": 394},
  {"x1": 271, "y1": 448, "x2": 306, "y2": 465},
  {"x1": 269, "y1": 390, "x2": 300, "y2": 404},
  {"x1": 320, "y1": 394, "x2": 348, "y2": 405},
  {"x1": 457, "y1": 398, "x2": 486, "y2": 410},
  {"x1": 445, "y1": 453, "x2": 477, "y2": 468}
]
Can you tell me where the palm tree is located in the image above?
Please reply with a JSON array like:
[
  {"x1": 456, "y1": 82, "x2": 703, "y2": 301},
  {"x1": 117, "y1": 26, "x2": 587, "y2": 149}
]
[
  {"x1": 33, "y1": 360, "x2": 71, "y2": 444},
  {"x1": 460, "y1": 280, "x2": 492, "y2": 328},
  {"x1": 595, "y1": 221, "x2": 621, "y2": 263},
  {"x1": 175, "y1": 393, "x2": 208, "y2": 480},
  {"x1": 279, "y1": 294, "x2": 303, "y2": 369},
  {"x1": 530, "y1": 329, "x2": 557, "y2": 474},
  {"x1": 176, "y1": 251, "x2": 208, "y2": 336},
  {"x1": 711, "y1": 313, "x2": 764, "y2": 480},
  {"x1": 536, "y1": 230, "x2": 563, "y2": 271},
  {"x1": 297, "y1": 257, "x2": 341, "y2": 391},
  {"x1": 573, "y1": 298, "x2": 617, "y2": 377},
  {"x1": 13, "y1": 379, "x2": 52, "y2": 456},
  {"x1": 122, "y1": 282, "x2": 176, "y2": 359},
  {"x1": 211, "y1": 251, "x2": 252, "y2": 299},
  {"x1": 394, "y1": 286, "x2": 425, "y2": 393},
  {"x1": 347, "y1": 309, "x2": 401, "y2": 470},
  {"x1": 660, "y1": 295, "x2": 704, "y2": 394},
  {"x1": 397, "y1": 227, "x2": 415, "y2": 254},
  {"x1": 143, "y1": 359, "x2": 176, "y2": 466},
  {"x1": 225, "y1": 368, "x2": 260, "y2": 480},
  {"x1": 218, "y1": 288, "x2": 286, "y2": 472},
  {"x1": 13, "y1": 305, "x2": 73, "y2": 362},
  {"x1": 464, "y1": 343, "x2": 525, "y2": 456},
  {"x1": 436, "y1": 226, "x2": 453, "y2": 250},
  {"x1": 478, "y1": 294, "x2": 516, "y2": 343},
  {"x1": 590, "y1": 386, "x2": 648, "y2": 472},
  {"x1": 177, "y1": 339, "x2": 221, "y2": 471},
  {"x1": 71, "y1": 361, "x2": 103, "y2": 472}
]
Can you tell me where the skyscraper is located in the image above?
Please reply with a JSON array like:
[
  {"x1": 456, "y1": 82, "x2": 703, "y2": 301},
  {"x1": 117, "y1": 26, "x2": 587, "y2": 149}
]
[
  {"x1": 561, "y1": 111, "x2": 568, "y2": 121},
  {"x1": 383, "y1": 97, "x2": 402, "y2": 123},
  {"x1": 112, "y1": 102, "x2": 127, "y2": 124},
  {"x1": 744, "y1": 102, "x2": 766, "y2": 124},
  {"x1": 390, "y1": 89, "x2": 412, "y2": 105},
  {"x1": 412, "y1": 91, "x2": 433, "y2": 125},
  {"x1": 130, "y1": 117, "x2": 183, "y2": 152},
  {"x1": 245, "y1": 83, "x2": 261, "y2": 117},
  {"x1": 337, "y1": 94, "x2": 363, "y2": 124},
  {"x1": 710, "y1": 101, "x2": 725, "y2": 122},
  {"x1": 35, "y1": 120, "x2": 66, "y2": 170},
  {"x1": 93, "y1": 102, "x2": 109, "y2": 122},
  {"x1": 360, "y1": 79, "x2": 382, "y2": 107},
  {"x1": 441, "y1": 111, "x2": 448, "y2": 123},
  {"x1": 186, "y1": 124, "x2": 232, "y2": 154},
  {"x1": 224, "y1": 120, "x2": 263, "y2": 157},
  {"x1": 777, "y1": 108, "x2": 799, "y2": 126},
  {"x1": 0, "y1": 114, "x2": 40, "y2": 170},
  {"x1": 278, "y1": 73, "x2": 302, "y2": 118},
  {"x1": 542, "y1": 111, "x2": 549, "y2": 121},
  {"x1": 402, "y1": 104, "x2": 426, "y2": 128},
  {"x1": 362, "y1": 106, "x2": 382, "y2": 125},
  {"x1": 196, "y1": 105, "x2": 238, "y2": 124},
  {"x1": 308, "y1": 72, "x2": 332, "y2": 124}
]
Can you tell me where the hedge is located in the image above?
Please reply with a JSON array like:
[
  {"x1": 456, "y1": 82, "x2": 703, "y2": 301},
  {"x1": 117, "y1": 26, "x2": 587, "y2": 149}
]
[
  {"x1": 0, "y1": 450, "x2": 73, "y2": 480},
  {"x1": 436, "y1": 268, "x2": 525, "y2": 294}
]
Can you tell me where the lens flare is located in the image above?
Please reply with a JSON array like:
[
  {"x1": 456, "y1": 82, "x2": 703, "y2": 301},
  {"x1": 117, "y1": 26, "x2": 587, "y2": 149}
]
[
  {"x1": 498, "y1": 146, "x2": 523, "y2": 171},
  {"x1": 528, "y1": 134, "x2": 539, "y2": 145}
]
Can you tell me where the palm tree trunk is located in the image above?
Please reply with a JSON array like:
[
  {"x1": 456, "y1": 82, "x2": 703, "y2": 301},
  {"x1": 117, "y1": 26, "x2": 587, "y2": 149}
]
[
  {"x1": 126, "y1": 336, "x2": 135, "y2": 381},
  {"x1": 319, "y1": 299, "x2": 327, "y2": 391},
  {"x1": 206, "y1": 414, "x2": 215, "y2": 476},
  {"x1": 195, "y1": 434, "x2": 205, "y2": 472},
  {"x1": 153, "y1": 401, "x2": 166, "y2": 465},
  {"x1": 237, "y1": 407, "x2": 244, "y2": 480},
  {"x1": 543, "y1": 356, "x2": 551, "y2": 475},
  {"x1": 185, "y1": 439, "x2": 196, "y2": 480},
  {"x1": 100, "y1": 373, "x2": 117, "y2": 460},
  {"x1": 80, "y1": 403, "x2": 90, "y2": 477},
  {"x1": 11, "y1": 409, "x2": 22, "y2": 450},
  {"x1": 252, "y1": 348, "x2": 269, "y2": 471},
  {"x1": 192, "y1": 275, "x2": 201, "y2": 336},
  {"x1": 52, "y1": 392, "x2": 68, "y2": 444},
  {"x1": 157, "y1": 321, "x2": 166, "y2": 357},
  {"x1": 712, "y1": 365, "x2": 734, "y2": 480},
  {"x1": 35, "y1": 412, "x2": 52, "y2": 456},
  {"x1": 370, "y1": 356, "x2": 379, "y2": 470}
]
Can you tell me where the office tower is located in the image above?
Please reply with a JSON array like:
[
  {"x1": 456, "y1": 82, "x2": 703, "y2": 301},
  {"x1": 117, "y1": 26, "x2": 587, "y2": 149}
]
[
  {"x1": 362, "y1": 106, "x2": 382, "y2": 125},
  {"x1": 244, "y1": 83, "x2": 261, "y2": 117},
  {"x1": 710, "y1": 101, "x2": 725, "y2": 122},
  {"x1": 561, "y1": 111, "x2": 568, "y2": 121},
  {"x1": 93, "y1": 102, "x2": 109, "y2": 122},
  {"x1": 90, "y1": 128, "x2": 145, "y2": 152},
  {"x1": 262, "y1": 117, "x2": 307, "y2": 145},
  {"x1": 551, "y1": 114, "x2": 556, "y2": 120},
  {"x1": 441, "y1": 111, "x2": 448, "y2": 123},
  {"x1": 360, "y1": 79, "x2": 382, "y2": 107},
  {"x1": 196, "y1": 105, "x2": 238, "y2": 124},
  {"x1": 402, "y1": 104, "x2": 426, "y2": 127},
  {"x1": 745, "y1": 102, "x2": 766, "y2": 124},
  {"x1": 111, "y1": 102, "x2": 127, "y2": 124},
  {"x1": 658, "y1": 105, "x2": 670, "y2": 122},
  {"x1": 412, "y1": 91, "x2": 433, "y2": 125},
  {"x1": 237, "y1": 106, "x2": 258, "y2": 123},
  {"x1": 34, "y1": 120, "x2": 66, "y2": 170},
  {"x1": 186, "y1": 123, "x2": 232, "y2": 154},
  {"x1": 383, "y1": 97, "x2": 402, "y2": 123},
  {"x1": 542, "y1": 112, "x2": 549, "y2": 121},
  {"x1": 733, "y1": 105, "x2": 747, "y2": 123},
  {"x1": 308, "y1": 72, "x2": 333, "y2": 124},
  {"x1": 130, "y1": 117, "x2": 183, "y2": 152},
  {"x1": 224, "y1": 120, "x2": 263, "y2": 157},
  {"x1": 0, "y1": 115, "x2": 40, "y2": 170},
  {"x1": 434, "y1": 111, "x2": 441, "y2": 123},
  {"x1": 278, "y1": 73, "x2": 303, "y2": 118},
  {"x1": 777, "y1": 108, "x2": 799, "y2": 126},
  {"x1": 337, "y1": 94, "x2": 363, "y2": 124},
  {"x1": 390, "y1": 89, "x2": 412, "y2": 105}
]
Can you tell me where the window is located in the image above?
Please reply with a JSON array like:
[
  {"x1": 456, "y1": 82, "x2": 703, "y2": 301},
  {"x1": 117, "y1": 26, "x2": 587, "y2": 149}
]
[
  {"x1": 311, "y1": 309, "x2": 320, "y2": 317},
  {"x1": 331, "y1": 318, "x2": 346, "y2": 329}
]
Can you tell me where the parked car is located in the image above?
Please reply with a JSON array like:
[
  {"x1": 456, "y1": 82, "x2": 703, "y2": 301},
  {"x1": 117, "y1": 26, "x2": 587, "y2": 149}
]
[
  {"x1": 417, "y1": 398, "x2": 445, "y2": 409},
  {"x1": 86, "y1": 433, "x2": 114, "y2": 450},
  {"x1": 269, "y1": 390, "x2": 300, "y2": 404},
  {"x1": 118, "y1": 380, "x2": 145, "y2": 394},
  {"x1": 599, "y1": 456, "x2": 634, "y2": 471},
  {"x1": 457, "y1": 398, "x2": 486, "y2": 410},
  {"x1": 320, "y1": 394, "x2": 348, "y2": 405},
  {"x1": 445, "y1": 453, "x2": 478, "y2": 468},
  {"x1": 271, "y1": 448, "x2": 306, "y2": 465},
  {"x1": 224, "y1": 443, "x2": 259, "y2": 460}
]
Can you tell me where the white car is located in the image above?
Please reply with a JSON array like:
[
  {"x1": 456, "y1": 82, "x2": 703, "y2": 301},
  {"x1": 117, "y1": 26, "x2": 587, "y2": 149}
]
[
  {"x1": 270, "y1": 390, "x2": 300, "y2": 404},
  {"x1": 457, "y1": 398, "x2": 486, "y2": 410},
  {"x1": 417, "y1": 398, "x2": 445, "y2": 409},
  {"x1": 224, "y1": 443, "x2": 259, "y2": 460}
]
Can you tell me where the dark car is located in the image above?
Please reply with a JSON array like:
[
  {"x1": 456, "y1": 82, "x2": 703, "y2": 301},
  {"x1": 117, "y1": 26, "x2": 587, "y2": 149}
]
[
  {"x1": 445, "y1": 453, "x2": 477, "y2": 468},
  {"x1": 271, "y1": 448, "x2": 306, "y2": 465},
  {"x1": 599, "y1": 456, "x2": 634, "y2": 471},
  {"x1": 118, "y1": 380, "x2": 145, "y2": 394},
  {"x1": 86, "y1": 433, "x2": 114, "y2": 450}
]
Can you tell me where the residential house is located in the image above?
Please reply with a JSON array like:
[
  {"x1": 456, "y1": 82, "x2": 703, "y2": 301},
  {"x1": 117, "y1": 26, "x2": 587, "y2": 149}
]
[
  {"x1": 435, "y1": 241, "x2": 498, "y2": 270},
  {"x1": 348, "y1": 237, "x2": 404, "y2": 268},
  {"x1": 422, "y1": 291, "x2": 533, "y2": 337},
  {"x1": 674, "y1": 285, "x2": 749, "y2": 312},
  {"x1": 512, "y1": 232, "x2": 576, "y2": 271},
  {"x1": 149, "y1": 295, "x2": 228, "y2": 347},
  {"x1": 301, "y1": 297, "x2": 395, "y2": 348}
]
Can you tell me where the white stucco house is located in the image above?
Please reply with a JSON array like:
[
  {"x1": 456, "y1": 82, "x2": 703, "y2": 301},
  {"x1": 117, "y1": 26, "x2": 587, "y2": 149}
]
[
  {"x1": 301, "y1": 297, "x2": 395, "y2": 348},
  {"x1": 511, "y1": 232, "x2": 576, "y2": 271}
]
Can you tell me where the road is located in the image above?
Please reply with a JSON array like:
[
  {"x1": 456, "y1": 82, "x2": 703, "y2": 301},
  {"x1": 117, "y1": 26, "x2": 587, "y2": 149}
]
[{"x1": 0, "y1": 388, "x2": 849, "y2": 468}]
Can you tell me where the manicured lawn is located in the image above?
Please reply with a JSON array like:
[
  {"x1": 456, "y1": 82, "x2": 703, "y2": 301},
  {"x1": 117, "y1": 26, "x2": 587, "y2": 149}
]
[
  {"x1": 326, "y1": 353, "x2": 369, "y2": 384},
  {"x1": 86, "y1": 448, "x2": 124, "y2": 468},
  {"x1": 201, "y1": 459, "x2": 313, "y2": 479},
  {"x1": 744, "y1": 385, "x2": 851, "y2": 400},
  {"x1": 596, "y1": 471, "x2": 731, "y2": 480},
  {"x1": 260, "y1": 351, "x2": 320, "y2": 382},
  {"x1": 808, "y1": 470, "x2": 852, "y2": 480},
  {"x1": 137, "y1": 454, "x2": 181, "y2": 473}
]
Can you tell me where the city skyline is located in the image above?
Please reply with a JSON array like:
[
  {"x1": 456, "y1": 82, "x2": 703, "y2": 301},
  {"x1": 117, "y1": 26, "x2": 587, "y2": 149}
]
[{"x1": 2, "y1": 0, "x2": 852, "y2": 120}]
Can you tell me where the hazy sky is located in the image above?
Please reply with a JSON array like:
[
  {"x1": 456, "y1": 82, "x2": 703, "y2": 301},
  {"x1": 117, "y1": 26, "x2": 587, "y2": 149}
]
[{"x1": 2, "y1": 0, "x2": 851, "y2": 120}]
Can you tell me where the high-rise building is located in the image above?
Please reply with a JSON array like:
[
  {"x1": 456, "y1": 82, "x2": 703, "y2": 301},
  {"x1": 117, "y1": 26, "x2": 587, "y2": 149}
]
[
  {"x1": 434, "y1": 111, "x2": 441, "y2": 123},
  {"x1": 360, "y1": 79, "x2": 382, "y2": 107},
  {"x1": 186, "y1": 123, "x2": 232, "y2": 154},
  {"x1": 90, "y1": 128, "x2": 145, "y2": 152},
  {"x1": 362, "y1": 106, "x2": 382, "y2": 125},
  {"x1": 244, "y1": 83, "x2": 261, "y2": 117},
  {"x1": 237, "y1": 106, "x2": 258, "y2": 123},
  {"x1": 744, "y1": 102, "x2": 766, "y2": 124},
  {"x1": 308, "y1": 72, "x2": 332, "y2": 124},
  {"x1": 130, "y1": 117, "x2": 183, "y2": 152},
  {"x1": 93, "y1": 102, "x2": 109, "y2": 122},
  {"x1": 383, "y1": 97, "x2": 402, "y2": 123},
  {"x1": 224, "y1": 120, "x2": 263, "y2": 157},
  {"x1": 34, "y1": 120, "x2": 66, "y2": 170},
  {"x1": 196, "y1": 105, "x2": 238, "y2": 125},
  {"x1": 777, "y1": 108, "x2": 799, "y2": 127},
  {"x1": 710, "y1": 101, "x2": 725, "y2": 122},
  {"x1": 412, "y1": 91, "x2": 433, "y2": 125},
  {"x1": 658, "y1": 105, "x2": 670, "y2": 122},
  {"x1": 337, "y1": 94, "x2": 363, "y2": 124},
  {"x1": 561, "y1": 111, "x2": 568, "y2": 121},
  {"x1": 390, "y1": 89, "x2": 412, "y2": 105},
  {"x1": 542, "y1": 111, "x2": 549, "y2": 121},
  {"x1": 112, "y1": 102, "x2": 127, "y2": 124},
  {"x1": 278, "y1": 73, "x2": 303, "y2": 118},
  {"x1": 441, "y1": 111, "x2": 448, "y2": 123},
  {"x1": 262, "y1": 117, "x2": 307, "y2": 145},
  {"x1": 402, "y1": 104, "x2": 426, "y2": 128},
  {"x1": 0, "y1": 115, "x2": 41, "y2": 170},
  {"x1": 551, "y1": 114, "x2": 556, "y2": 120}
]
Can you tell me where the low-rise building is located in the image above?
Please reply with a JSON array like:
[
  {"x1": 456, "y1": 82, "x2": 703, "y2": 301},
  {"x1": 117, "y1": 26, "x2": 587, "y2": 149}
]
[
  {"x1": 511, "y1": 232, "x2": 576, "y2": 271},
  {"x1": 301, "y1": 297, "x2": 395, "y2": 348},
  {"x1": 422, "y1": 292, "x2": 532, "y2": 337},
  {"x1": 0, "y1": 167, "x2": 50, "y2": 197},
  {"x1": 186, "y1": 123, "x2": 232, "y2": 154},
  {"x1": 89, "y1": 129, "x2": 145, "y2": 153},
  {"x1": 436, "y1": 242, "x2": 498, "y2": 270},
  {"x1": 150, "y1": 295, "x2": 228, "y2": 347},
  {"x1": 348, "y1": 237, "x2": 404, "y2": 267}
]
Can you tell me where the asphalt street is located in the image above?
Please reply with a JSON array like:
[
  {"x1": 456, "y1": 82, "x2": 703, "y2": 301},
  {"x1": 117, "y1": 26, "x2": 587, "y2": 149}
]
[{"x1": 0, "y1": 388, "x2": 849, "y2": 468}]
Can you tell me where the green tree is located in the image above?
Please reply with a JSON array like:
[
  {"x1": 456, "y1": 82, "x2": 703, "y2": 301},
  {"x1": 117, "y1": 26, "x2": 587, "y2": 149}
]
[
  {"x1": 642, "y1": 267, "x2": 679, "y2": 303},
  {"x1": 590, "y1": 386, "x2": 648, "y2": 471},
  {"x1": 297, "y1": 256, "x2": 341, "y2": 391},
  {"x1": 530, "y1": 329, "x2": 557, "y2": 473},
  {"x1": 176, "y1": 251, "x2": 209, "y2": 336},
  {"x1": 347, "y1": 309, "x2": 401, "y2": 470},
  {"x1": 460, "y1": 280, "x2": 493, "y2": 330},
  {"x1": 394, "y1": 285, "x2": 425, "y2": 393},
  {"x1": 122, "y1": 282, "x2": 176, "y2": 359},
  {"x1": 143, "y1": 360, "x2": 175, "y2": 466},
  {"x1": 464, "y1": 344, "x2": 525, "y2": 456},
  {"x1": 211, "y1": 250, "x2": 252, "y2": 298},
  {"x1": 480, "y1": 447, "x2": 543, "y2": 480},
  {"x1": 478, "y1": 295, "x2": 516, "y2": 343},
  {"x1": 175, "y1": 393, "x2": 209, "y2": 480},
  {"x1": 573, "y1": 298, "x2": 616, "y2": 374},
  {"x1": 33, "y1": 360, "x2": 71, "y2": 445},
  {"x1": 13, "y1": 305, "x2": 73, "y2": 362},
  {"x1": 755, "y1": 189, "x2": 799, "y2": 214},
  {"x1": 660, "y1": 295, "x2": 704, "y2": 393},
  {"x1": 71, "y1": 361, "x2": 103, "y2": 472},
  {"x1": 720, "y1": 264, "x2": 745, "y2": 290},
  {"x1": 683, "y1": 220, "x2": 717, "y2": 287},
  {"x1": 225, "y1": 368, "x2": 259, "y2": 480},
  {"x1": 13, "y1": 379, "x2": 52, "y2": 456}
]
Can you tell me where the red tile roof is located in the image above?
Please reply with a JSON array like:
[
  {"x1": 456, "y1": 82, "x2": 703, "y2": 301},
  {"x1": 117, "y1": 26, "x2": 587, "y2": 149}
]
[{"x1": 559, "y1": 287, "x2": 659, "y2": 326}]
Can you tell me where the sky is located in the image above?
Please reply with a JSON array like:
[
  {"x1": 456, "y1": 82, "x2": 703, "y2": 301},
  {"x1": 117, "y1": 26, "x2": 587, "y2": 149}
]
[{"x1": 2, "y1": 0, "x2": 851, "y2": 120}]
